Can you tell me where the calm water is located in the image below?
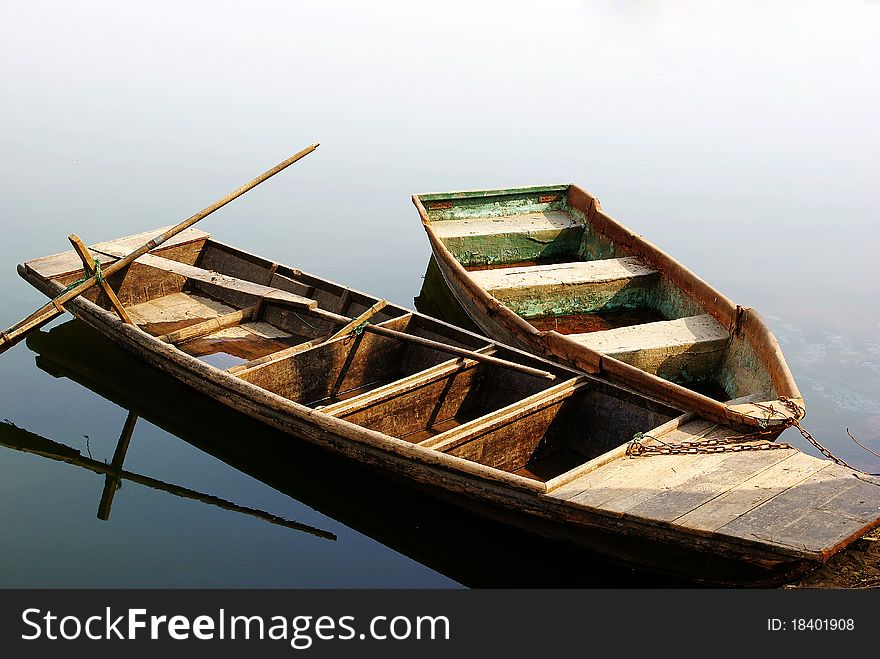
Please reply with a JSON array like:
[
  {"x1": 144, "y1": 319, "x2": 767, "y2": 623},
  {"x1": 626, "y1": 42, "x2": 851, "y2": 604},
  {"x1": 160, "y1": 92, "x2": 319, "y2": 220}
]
[{"x1": 0, "y1": 1, "x2": 877, "y2": 587}]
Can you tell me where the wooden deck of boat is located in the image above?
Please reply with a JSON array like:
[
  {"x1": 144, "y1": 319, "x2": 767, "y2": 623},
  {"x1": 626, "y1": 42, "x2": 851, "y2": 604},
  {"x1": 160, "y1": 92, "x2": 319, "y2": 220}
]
[{"x1": 545, "y1": 418, "x2": 880, "y2": 560}]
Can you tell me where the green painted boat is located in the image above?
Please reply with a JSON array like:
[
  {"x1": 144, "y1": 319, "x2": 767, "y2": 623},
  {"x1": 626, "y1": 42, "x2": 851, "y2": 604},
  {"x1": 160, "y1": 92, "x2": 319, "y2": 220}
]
[{"x1": 414, "y1": 185, "x2": 803, "y2": 429}]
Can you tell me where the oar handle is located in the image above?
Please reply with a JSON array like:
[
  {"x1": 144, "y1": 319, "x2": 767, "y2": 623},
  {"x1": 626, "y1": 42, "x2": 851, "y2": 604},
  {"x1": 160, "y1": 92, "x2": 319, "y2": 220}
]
[{"x1": 308, "y1": 307, "x2": 556, "y2": 380}]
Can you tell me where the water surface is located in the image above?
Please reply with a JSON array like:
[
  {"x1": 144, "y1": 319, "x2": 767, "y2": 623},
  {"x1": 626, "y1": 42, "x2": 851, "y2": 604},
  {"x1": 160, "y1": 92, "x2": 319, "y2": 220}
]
[{"x1": 0, "y1": 1, "x2": 877, "y2": 587}]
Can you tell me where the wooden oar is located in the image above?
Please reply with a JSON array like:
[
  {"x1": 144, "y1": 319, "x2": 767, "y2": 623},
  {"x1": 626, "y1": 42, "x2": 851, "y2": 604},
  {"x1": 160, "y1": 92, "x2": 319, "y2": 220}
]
[
  {"x1": 0, "y1": 143, "x2": 319, "y2": 355},
  {"x1": 306, "y1": 307, "x2": 557, "y2": 380}
]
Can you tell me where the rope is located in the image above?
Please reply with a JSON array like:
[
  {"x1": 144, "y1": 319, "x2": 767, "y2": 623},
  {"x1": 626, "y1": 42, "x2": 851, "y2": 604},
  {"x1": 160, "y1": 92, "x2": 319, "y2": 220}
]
[
  {"x1": 62, "y1": 260, "x2": 104, "y2": 295},
  {"x1": 352, "y1": 321, "x2": 368, "y2": 336}
]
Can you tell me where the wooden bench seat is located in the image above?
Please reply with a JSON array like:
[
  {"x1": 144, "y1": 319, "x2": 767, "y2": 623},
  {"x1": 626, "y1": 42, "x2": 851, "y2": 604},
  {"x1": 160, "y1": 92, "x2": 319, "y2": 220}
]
[
  {"x1": 431, "y1": 210, "x2": 581, "y2": 239},
  {"x1": 569, "y1": 314, "x2": 730, "y2": 382},
  {"x1": 432, "y1": 211, "x2": 585, "y2": 266},
  {"x1": 91, "y1": 248, "x2": 317, "y2": 311},
  {"x1": 23, "y1": 227, "x2": 210, "y2": 279},
  {"x1": 469, "y1": 257, "x2": 659, "y2": 317}
]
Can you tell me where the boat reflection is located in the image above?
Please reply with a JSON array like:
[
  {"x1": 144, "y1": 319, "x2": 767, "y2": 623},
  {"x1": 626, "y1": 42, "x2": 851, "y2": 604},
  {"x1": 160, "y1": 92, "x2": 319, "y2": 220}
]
[
  {"x1": 17, "y1": 318, "x2": 687, "y2": 587},
  {"x1": 0, "y1": 413, "x2": 334, "y2": 540},
  {"x1": 414, "y1": 255, "x2": 481, "y2": 334}
]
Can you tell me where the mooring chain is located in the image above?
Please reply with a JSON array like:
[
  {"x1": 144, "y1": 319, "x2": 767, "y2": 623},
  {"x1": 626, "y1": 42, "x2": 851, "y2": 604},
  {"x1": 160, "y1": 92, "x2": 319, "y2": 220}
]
[
  {"x1": 626, "y1": 396, "x2": 865, "y2": 472},
  {"x1": 774, "y1": 397, "x2": 858, "y2": 470},
  {"x1": 626, "y1": 428, "x2": 791, "y2": 457}
]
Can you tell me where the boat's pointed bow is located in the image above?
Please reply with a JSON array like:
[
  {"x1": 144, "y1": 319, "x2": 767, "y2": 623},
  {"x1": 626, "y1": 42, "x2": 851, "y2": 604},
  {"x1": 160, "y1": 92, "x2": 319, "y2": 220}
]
[{"x1": 724, "y1": 396, "x2": 806, "y2": 427}]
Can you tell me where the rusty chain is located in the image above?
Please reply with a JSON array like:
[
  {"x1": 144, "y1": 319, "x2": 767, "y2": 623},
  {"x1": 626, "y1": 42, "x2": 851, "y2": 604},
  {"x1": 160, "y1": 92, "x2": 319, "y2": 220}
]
[
  {"x1": 774, "y1": 397, "x2": 858, "y2": 470},
  {"x1": 626, "y1": 427, "x2": 791, "y2": 457},
  {"x1": 626, "y1": 396, "x2": 857, "y2": 470}
]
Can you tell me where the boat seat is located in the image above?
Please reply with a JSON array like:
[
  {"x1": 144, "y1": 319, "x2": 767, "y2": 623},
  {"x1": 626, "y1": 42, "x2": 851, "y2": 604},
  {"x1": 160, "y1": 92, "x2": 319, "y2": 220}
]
[
  {"x1": 469, "y1": 257, "x2": 659, "y2": 317},
  {"x1": 431, "y1": 211, "x2": 585, "y2": 266},
  {"x1": 569, "y1": 314, "x2": 730, "y2": 382},
  {"x1": 22, "y1": 226, "x2": 210, "y2": 280},
  {"x1": 431, "y1": 211, "x2": 581, "y2": 239}
]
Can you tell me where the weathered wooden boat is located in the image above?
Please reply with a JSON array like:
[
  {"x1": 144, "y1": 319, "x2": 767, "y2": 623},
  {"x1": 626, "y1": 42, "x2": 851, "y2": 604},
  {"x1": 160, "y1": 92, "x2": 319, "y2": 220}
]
[
  {"x1": 17, "y1": 227, "x2": 880, "y2": 585},
  {"x1": 414, "y1": 185, "x2": 803, "y2": 429},
  {"x1": 20, "y1": 319, "x2": 682, "y2": 587}
]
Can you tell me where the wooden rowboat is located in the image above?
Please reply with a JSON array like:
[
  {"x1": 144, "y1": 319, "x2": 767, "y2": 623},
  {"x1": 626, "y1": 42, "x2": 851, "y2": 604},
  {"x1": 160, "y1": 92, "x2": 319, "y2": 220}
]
[
  {"x1": 414, "y1": 185, "x2": 804, "y2": 429},
  {"x1": 21, "y1": 319, "x2": 680, "y2": 587},
  {"x1": 17, "y1": 227, "x2": 880, "y2": 585}
]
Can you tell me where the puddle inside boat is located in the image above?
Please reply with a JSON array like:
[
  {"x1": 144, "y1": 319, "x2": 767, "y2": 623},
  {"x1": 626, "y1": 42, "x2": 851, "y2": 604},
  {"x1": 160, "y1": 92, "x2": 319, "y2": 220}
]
[{"x1": 528, "y1": 309, "x2": 666, "y2": 334}]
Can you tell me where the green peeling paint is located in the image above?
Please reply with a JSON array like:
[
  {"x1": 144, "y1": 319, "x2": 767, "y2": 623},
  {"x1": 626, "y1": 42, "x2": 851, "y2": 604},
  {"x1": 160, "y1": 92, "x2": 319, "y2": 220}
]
[
  {"x1": 496, "y1": 279, "x2": 658, "y2": 319},
  {"x1": 420, "y1": 185, "x2": 569, "y2": 222},
  {"x1": 445, "y1": 228, "x2": 584, "y2": 267}
]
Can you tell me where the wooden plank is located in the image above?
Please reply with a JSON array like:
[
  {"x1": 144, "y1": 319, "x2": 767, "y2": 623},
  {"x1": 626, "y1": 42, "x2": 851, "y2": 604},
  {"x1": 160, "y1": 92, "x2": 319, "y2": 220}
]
[
  {"x1": 92, "y1": 226, "x2": 210, "y2": 259},
  {"x1": 569, "y1": 314, "x2": 730, "y2": 381},
  {"x1": 157, "y1": 304, "x2": 259, "y2": 344},
  {"x1": 623, "y1": 449, "x2": 796, "y2": 523},
  {"x1": 551, "y1": 419, "x2": 718, "y2": 497},
  {"x1": 24, "y1": 226, "x2": 209, "y2": 279},
  {"x1": 566, "y1": 452, "x2": 728, "y2": 512},
  {"x1": 267, "y1": 271, "x2": 315, "y2": 298},
  {"x1": 653, "y1": 418, "x2": 717, "y2": 445},
  {"x1": 444, "y1": 398, "x2": 570, "y2": 473},
  {"x1": 816, "y1": 465, "x2": 880, "y2": 522},
  {"x1": 595, "y1": 453, "x2": 734, "y2": 515},
  {"x1": 430, "y1": 211, "x2": 581, "y2": 239},
  {"x1": 469, "y1": 257, "x2": 659, "y2": 317},
  {"x1": 125, "y1": 292, "x2": 234, "y2": 328},
  {"x1": 91, "y1": 249, "x2": 317, "y2": 311},
  {"x1": 320, "y1": 347, "x2": 495, "y2": 417},
  {"x1": 673, "y1": 451, "x2": 826, "y2": 533},
  {"x1": 198, "y1": 242, "x2": 275, "y2": 290},
  {"x1": 230, "y1": 307, "x2": 408, "y2": 378},
  {"x1": 334, "y1": 361, "x2": 486, "y2": 440},
  {"x1": 420, "y1": 377, "x2": 584, "y2": 450},
  {"x1": 228, "y1": 337, "x2": 324, "y2": 375},
  {"x1": 334, "y1": 289, "x2": 352, "y2": 314},
  {"x1": 720, "y1": 466, "x2": 880, "y2": 554},
  {"x1": 752, "y1": 478, "x2": 880, "y2": 555},
  {"x1": 553, "y1": 454, "x2": 675, "y2": 502},
  {"x1": 233, "y1": 315, "x2": 417, "y2": 404},
  {"x1": 470, "y1": 257, "x2": 657, "y2": 291}
]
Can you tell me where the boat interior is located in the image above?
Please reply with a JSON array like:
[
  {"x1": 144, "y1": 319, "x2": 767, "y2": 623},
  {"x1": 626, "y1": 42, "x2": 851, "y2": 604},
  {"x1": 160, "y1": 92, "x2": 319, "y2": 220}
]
[
  {"x1": 23, "y1": 227, "x2": 681, "y2": 485},
  {"x1": 418, "y1": 185, "x2": 777, "y2": 402}
]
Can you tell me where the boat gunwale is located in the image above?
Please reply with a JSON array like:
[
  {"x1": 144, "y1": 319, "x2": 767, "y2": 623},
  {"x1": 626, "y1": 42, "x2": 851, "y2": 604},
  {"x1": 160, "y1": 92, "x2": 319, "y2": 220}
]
[{"x1": 416, "y1": 184, "x2": 568, "y2": 203}]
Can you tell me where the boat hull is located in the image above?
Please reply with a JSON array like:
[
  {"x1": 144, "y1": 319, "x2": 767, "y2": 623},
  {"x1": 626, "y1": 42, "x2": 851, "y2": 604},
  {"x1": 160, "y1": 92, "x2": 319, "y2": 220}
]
[{"x1": 414, "y1": 185, "x2": 804, "y2": 429}]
